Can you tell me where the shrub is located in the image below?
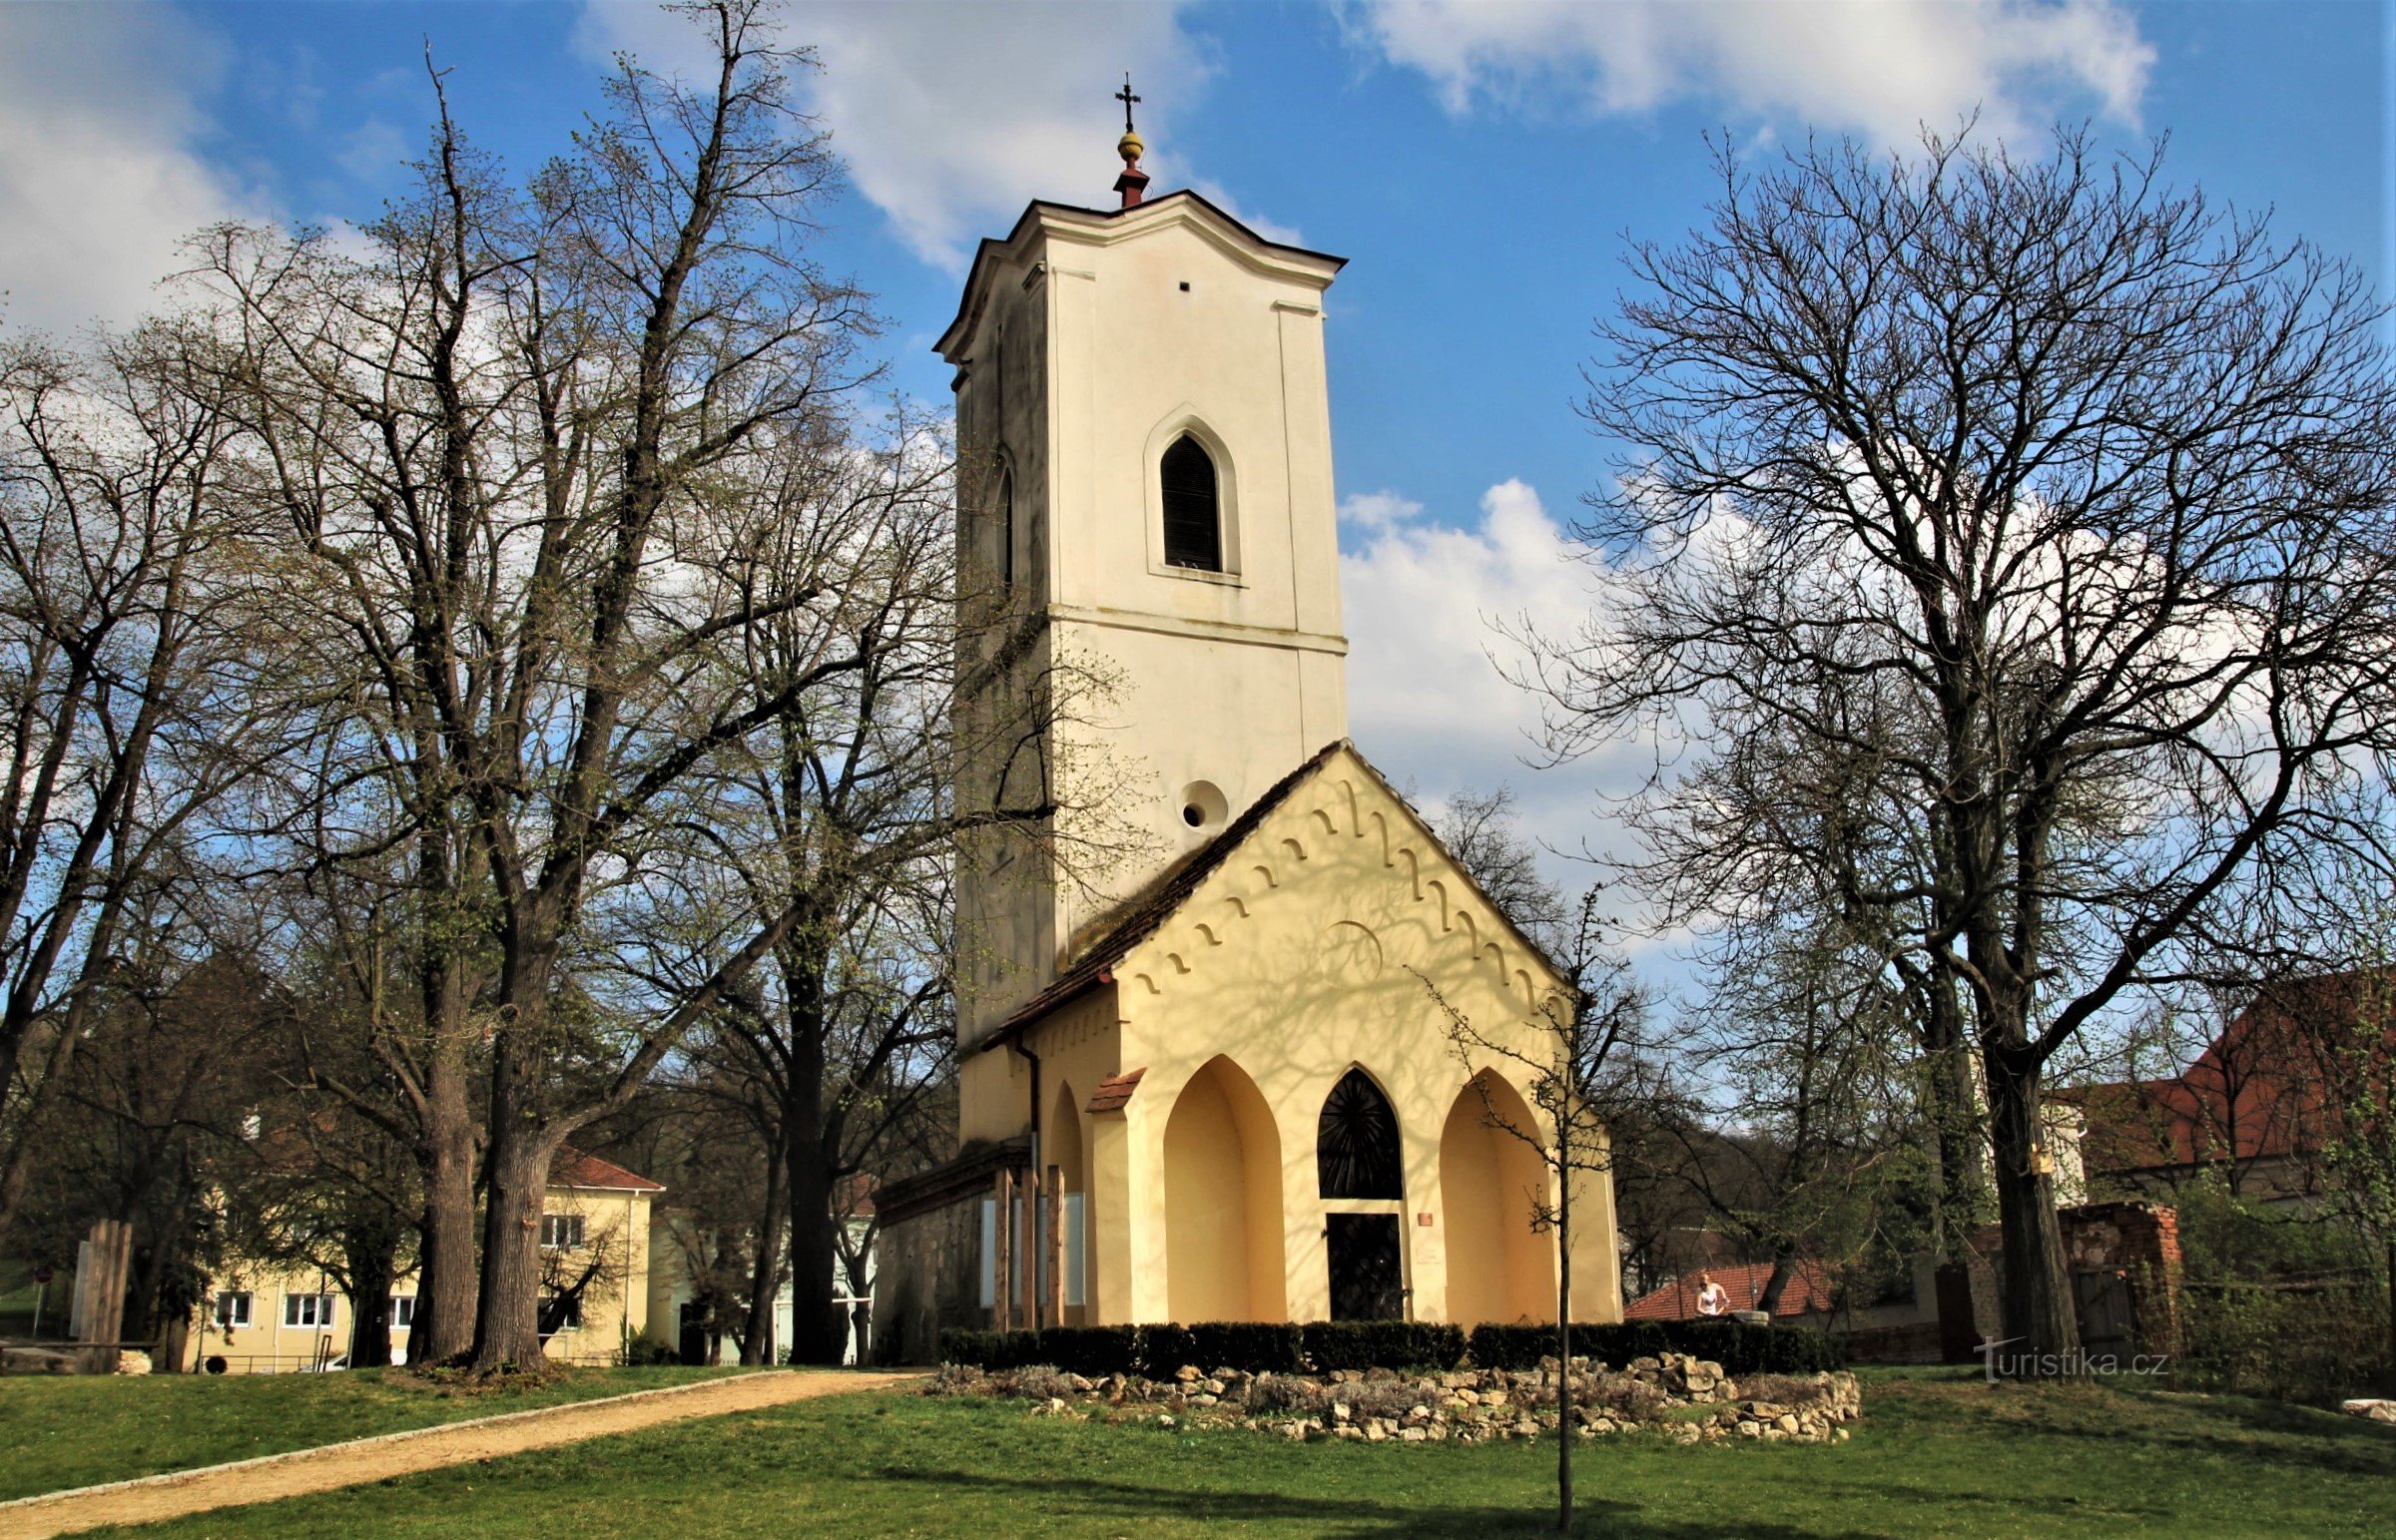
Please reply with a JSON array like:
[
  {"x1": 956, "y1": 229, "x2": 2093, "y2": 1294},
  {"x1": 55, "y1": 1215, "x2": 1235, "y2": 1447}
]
[
  {"x1": 1141, "y1": 1323, "x2": 1199, "y2": 1376},
  {"x1": 1187, "y1": 1321, "x2": 1305, "y2": 1374},
  {"x1": 1667, "y1": 1321, "x2": 1845, "y2": 1374},
  {"x1": 1466, "y1": 1320, "x2": 1843, "y2": 1374},
  {"x1": 1302, "y1": 1320, "x2": 1467, "y2": 1372},
  {"x1": 1035, "y1": 1325, "x2": 1143, "y2": 1377},
  {"x1": 937, "y1": 1327, "x2": 1046, "y2": 1370},
  {"x1": 621, "y1": 1336, "x2": 682, "y2": 1367}
]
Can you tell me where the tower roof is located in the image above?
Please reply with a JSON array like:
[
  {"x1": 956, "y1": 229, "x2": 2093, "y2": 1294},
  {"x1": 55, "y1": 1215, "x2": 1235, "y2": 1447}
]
[{"x1": 933, "y1": 190, "x2": 1346, "y2": 363}]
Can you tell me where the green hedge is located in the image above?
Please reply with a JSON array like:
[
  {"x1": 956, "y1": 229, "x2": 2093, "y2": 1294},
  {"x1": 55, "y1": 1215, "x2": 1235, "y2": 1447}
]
[
  {"x1": 937, "y1": 1320, "x2": 1472, "y2": 1376},
  {"x1": 1186, "y1": 1321, "x2": 1306, "y2": 1374},
  {"x1": 1302, "y1": 1320, "x2": 1468, "y2": 1372},
  {"x1": 1467, "y1": 1320, "x2": 1845, "y2": 1374}
]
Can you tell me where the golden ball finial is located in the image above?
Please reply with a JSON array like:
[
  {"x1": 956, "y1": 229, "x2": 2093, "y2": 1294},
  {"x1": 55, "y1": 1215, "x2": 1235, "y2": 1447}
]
[{"x1": 1118, "y1": 130, "x2": 1144, "y2": 166}]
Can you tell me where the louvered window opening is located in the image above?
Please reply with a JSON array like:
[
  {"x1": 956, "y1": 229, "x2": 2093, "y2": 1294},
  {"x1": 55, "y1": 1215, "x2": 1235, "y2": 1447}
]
[{"x1": 1160, "y1": 435, "x2": 1222, "y2": 571}]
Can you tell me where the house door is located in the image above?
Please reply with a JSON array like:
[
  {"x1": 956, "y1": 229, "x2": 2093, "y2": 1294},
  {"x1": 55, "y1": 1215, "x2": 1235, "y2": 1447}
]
[
  {"x1": 2072, "y1": 1269, "x2": 2135, "y2": 1359},
  {"x1": 1327, "y1": 1214, "x2": 1405, "y2": 1320},
  {"x1": 677, "y1": 1301, "x2": 709, "y2": 1366}
]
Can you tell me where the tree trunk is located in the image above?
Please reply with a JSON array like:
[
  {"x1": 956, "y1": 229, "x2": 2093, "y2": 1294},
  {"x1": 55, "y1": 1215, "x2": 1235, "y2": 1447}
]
[
  {"x1": 739, "y1": 1147, "x2": 789, "y2": 1365},
  {"x1": 346, "y1": 1227, "x2": 399, "y2": 1369},
  {"x1": 1555, "y1": 1143, "x2": 1572, "y2": 1535},
  {"x1": 783, "y1": 962, "x2": 843, "y2": 1365},
  {"x1": 470, "y1": 1028, "x2": 555, "y2": 1370},
  {"x1": 785, "y1": 1126, "x2": 840, "y2": 1364},
  {"x1": 410, "y1": 1038, "x2": 479, "y2": 1365},
  {"x1": 1984, "y1": 1042, "x2": 2080, "y2": 1373},
  {"x1": 1756, "y1": 1250, "x2": 1798, "y2": 1316}
]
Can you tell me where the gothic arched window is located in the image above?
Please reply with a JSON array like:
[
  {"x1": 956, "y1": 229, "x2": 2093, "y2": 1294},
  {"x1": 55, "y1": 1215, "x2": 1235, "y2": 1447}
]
[
  {"x1": 1160, "y1": 435, "x2": 1222, "y2": 572},
  {"x1": 1318, "y1": 1069, "x2": 1403, "y2": 1200},
  {"x1": 997, "y1": 465, "x2": 1015, "y2": 588}
]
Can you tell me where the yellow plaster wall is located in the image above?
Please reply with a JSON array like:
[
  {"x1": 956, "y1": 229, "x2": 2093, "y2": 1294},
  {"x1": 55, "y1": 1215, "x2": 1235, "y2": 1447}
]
[
  {"x1": 190, "y1": 1184, "x2": 652, "y2": 1372},
  {"x1": 969, "y1": 747, "x2": 1621, "y2": 1329}
]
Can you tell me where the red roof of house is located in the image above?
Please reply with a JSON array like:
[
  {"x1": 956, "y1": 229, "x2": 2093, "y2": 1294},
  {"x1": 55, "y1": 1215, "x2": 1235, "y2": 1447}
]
[
  {"x1": 553, "y1": 1148, "x2": 665, "y2": 1193},
  {"x1": 1623, "y1": 1260, "x2": 1836, "y2": 1321},
  {"x1": 2074, "y1": 970, "x2": 2391, "y2": 1175}
]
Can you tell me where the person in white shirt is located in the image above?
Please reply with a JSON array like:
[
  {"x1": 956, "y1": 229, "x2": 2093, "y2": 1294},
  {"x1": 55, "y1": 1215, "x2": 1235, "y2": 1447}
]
[{"x1": 1695, "y1": 1270, "x2": 1730, "y2": 1317}]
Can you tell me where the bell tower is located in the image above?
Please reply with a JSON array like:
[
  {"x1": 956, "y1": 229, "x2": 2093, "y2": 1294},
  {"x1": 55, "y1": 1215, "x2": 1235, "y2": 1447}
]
[{"x1": 943, "y1": 114, "x2": 1349, "y2": 1044}]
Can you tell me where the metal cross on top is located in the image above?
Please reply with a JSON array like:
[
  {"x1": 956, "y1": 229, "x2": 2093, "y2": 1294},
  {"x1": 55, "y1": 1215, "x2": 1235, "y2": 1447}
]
[{"x1": 1115, "y1": 73, "x2": 1141, "y2": 135}]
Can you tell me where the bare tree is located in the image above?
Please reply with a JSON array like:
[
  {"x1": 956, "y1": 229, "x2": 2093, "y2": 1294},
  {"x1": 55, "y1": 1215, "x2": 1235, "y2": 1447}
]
[
  {"x1": 1539, "y1": 127, "x2": 2396, "y2": 1367},
  {"x1": 195, "y1": 1, "x2": 914, "y2": 1370},
  {"x1": 1430, "y1": 786, "x2": 1567, "y2": 948},
  {"x1": 1656, "y1": 911, "x2": 1931, "y2": 1313},
  {"x1": 0, "y1": 329, "x2": 290, "y2": 1248},
  {"x1": 1426, "y1": 891, "x2": 1650, "y2": 1536}
]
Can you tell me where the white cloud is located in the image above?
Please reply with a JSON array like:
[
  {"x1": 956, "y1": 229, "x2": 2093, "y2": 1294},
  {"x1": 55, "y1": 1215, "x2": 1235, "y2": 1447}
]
[
  {"x1": 0, "y1": 3, "x2": 267, "y2": 336},
  {"x1": 1340, "y1": 479, "x2": 1641, "y2": 885},
  {"x1": 576, "y1": 1, "x2": 1266, "y2": 271},
  {"x1": 1337, "y1": 488, "x2": 1424, "y2": 534},
  {"x1": 1350, "y1": 0, "x2": 2154, "y2": 144}
]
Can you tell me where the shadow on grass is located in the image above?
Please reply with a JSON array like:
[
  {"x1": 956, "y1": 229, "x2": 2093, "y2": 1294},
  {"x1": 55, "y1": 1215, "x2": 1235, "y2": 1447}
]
[
  {"x1": 2152, "y1": 1387, "x2": 2396, "y2": 1475},
  {"x1": 876, "y1": 1465, "x2": 1848, "y2": 1539}
]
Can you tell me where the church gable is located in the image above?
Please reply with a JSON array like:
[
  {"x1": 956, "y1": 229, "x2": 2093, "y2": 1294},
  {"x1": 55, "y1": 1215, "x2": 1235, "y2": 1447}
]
[{"x1": 1112, "y1": 742, "x2": 1561, "y2": 1030}]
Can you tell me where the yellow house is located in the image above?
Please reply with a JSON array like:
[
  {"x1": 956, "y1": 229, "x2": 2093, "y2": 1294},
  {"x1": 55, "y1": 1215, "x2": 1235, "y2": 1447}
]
[
  {"x1": 872, "y1": 128, "x2": 1620, "y2": 1360},
  {"x1": 191, "y1": 1149, "x2": 659, "y2": 1372}
]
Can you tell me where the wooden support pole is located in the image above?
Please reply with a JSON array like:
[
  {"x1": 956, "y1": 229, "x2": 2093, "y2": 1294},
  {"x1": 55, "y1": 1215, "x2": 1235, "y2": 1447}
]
[
  {"x1": 1019, "y1": 1163, "x2": 1039, "y2": 1331},
  {"x1": 1044, "y1": 1164, "x2": 1064, "y2": 1327},
  {"x1": 992, "y1": 1169, "x2": 1013, "y2": 1330}
]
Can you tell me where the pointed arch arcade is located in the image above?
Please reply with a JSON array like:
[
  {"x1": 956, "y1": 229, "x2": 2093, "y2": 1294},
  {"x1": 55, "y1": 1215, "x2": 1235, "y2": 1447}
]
[
  {"x1": 1440, "y1": 1071, "x2": 1554, "y2": 1325},
  {"x1": 1162, "y1": 1055, "x2": 1287, "y2": 1321}
]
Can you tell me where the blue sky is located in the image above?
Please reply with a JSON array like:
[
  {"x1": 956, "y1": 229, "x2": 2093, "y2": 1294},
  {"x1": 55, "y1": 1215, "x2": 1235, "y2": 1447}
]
[{"x1": 2, "y1": 0, "x2": 2390, "y2": 982}]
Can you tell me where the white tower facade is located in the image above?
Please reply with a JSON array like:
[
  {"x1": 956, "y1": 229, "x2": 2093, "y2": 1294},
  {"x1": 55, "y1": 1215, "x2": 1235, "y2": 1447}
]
[{"x1": 942, "y1": 185, "x2": 1350, "y2": 1044}]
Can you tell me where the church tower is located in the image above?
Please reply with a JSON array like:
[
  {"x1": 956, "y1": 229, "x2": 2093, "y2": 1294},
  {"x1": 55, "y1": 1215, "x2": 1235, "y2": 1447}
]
[{"x1": 942, "y1": 112, "x2": 1350, "y2": 1046}]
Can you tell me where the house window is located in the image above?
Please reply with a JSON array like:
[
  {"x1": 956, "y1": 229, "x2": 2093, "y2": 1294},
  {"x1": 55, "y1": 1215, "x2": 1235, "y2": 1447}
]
[
  {"x1": 390, "y1": 1295, "x2": 416, "y2": 1329},
  {"x1": 283, "y1": 1293, "x2": 335, "y2": 1328},
  {"x1": 540, "y1": 1213, "x2": 585, "y2": 1251},
  {"x1": 214, "y1": 1290, "x2": 252, "y2": 1329},
  {"x1": 1160, "y1": 435, "x2": 1222, "y2": 572}
]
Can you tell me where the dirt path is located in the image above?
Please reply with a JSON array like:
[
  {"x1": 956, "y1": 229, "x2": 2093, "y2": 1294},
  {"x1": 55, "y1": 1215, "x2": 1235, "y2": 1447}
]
[{"x1": 0, "y1": 1368, "x2": 917, "y2": 1539}]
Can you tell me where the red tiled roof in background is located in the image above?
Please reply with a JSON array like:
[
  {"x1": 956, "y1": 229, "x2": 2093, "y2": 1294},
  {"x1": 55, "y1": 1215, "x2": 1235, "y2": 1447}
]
[
  {"x1": 553, "y1": 1147, "x2": 665, "y2": 1193},
  {"x1": 1623, "y1": 1260, "x2": 1836, "y2": 1321},
  {"x1": 2073, "y1": 969, "x2": 2393, "y2": 1176}
]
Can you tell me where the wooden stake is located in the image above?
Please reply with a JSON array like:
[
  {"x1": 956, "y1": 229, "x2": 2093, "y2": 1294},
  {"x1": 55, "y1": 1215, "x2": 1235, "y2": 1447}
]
[
  {"x1": 992, "y1": 1169, "x2": 1013, "y2": 1330},
  {"x1": 1044, "y1": 1164, "x2": 1064, "y2": 1327}
]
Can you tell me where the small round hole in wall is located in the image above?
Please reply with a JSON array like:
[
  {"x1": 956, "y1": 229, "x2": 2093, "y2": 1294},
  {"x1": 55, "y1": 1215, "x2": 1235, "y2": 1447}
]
[{"x1": 1178, "y1": 779, "x2": 1228, "y2": 834}]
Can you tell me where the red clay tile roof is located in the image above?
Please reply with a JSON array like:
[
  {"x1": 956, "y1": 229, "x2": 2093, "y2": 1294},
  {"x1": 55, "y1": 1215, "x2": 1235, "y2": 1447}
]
[
  {"x1": 1623, "y1": 1260, "x2": 1836, "y2": 1321},
  {"x1": 553, "y1": 1147, "x2": 665, "y2": 1193},
  {"x1": 1087, "y1": 1069, "x2": 1145, "y2": 1114},
  {"x1": 2073, "y1": 969, "x2": 2393, "y2": 1175}
]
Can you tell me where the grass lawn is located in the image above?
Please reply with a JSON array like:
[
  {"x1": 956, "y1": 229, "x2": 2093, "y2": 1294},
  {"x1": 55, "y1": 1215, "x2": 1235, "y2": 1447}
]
[
  {"x1": 0, "y1": 1365, "x2": 744, "y2": 1501},
  {"x1": 61, "y1": 1366, "x2": 2396, "y2": 1539}
]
